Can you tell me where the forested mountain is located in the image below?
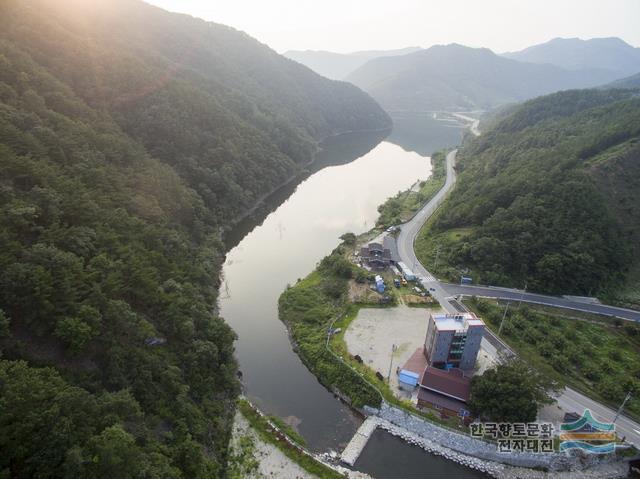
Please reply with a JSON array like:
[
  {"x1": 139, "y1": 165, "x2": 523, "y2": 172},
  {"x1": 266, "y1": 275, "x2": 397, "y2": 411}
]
[
  {"x1": 503, "y1": 37, "x2": 640, "y2": 78},
  {"x1": 2, "y1": 0, "x2": 390, "y2": 225},
  {"x1": 284, "y1": 47, "x2": 421, "y2": 80},
  {"x1": 346, "y1": 44, "x2": 622, "y2": 111},
  {"x1": 604, "y1": 72, "x2": 640, "y2": 90},
  {"x1": 0, "y1": 0, "x2": 390, "y2": 477},
  {"x1": 415, "y1": 89, "x2": 640, "y2": 306}
]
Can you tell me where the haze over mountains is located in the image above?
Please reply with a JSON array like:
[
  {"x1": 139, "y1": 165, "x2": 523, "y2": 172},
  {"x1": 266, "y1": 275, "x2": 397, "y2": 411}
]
[
  {"x1": 606, "y1": 72, "x2": 640, "y2": 89},
  {"x1": 346, "y1": 44, "x2": 623, "y2": 111},
  {"x1": 288, "y1": 38, "x2": 640, "y2": 112},
  {"x1": 503, "y1": 37, "x2": 640, "y2": 78},
  {"x1": 283, "y1": 47, "x2": 421, "y2": 80}
]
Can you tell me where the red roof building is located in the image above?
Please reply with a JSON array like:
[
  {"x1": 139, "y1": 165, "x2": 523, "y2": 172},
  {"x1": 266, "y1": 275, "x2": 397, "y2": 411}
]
[{"x1": 417, "y1": 366, "x2": 472, "y2": 418}]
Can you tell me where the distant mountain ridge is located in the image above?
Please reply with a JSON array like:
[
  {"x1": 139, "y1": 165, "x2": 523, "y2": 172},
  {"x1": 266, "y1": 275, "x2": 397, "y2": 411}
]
[
  {"x1": 345, "y1": 43, "x2": 621, "y2": 111},
  {"x1": 604, "y1": 72, "x2": 640, "y2": 89},
  {"x1": 502, "y1": 37, "x2": 640, "y2": 78},
  {"x1": 284, "y1": 46, "x2": 422, "y2": 80}
]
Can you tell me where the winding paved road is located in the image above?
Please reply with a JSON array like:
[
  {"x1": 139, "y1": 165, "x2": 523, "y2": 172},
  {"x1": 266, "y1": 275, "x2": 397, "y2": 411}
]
[
  {"x1": 442, "y1": 283, "x2": 640, "y2": 322},
  {"x1": 394, "y1": 127, "x2": 640, "y2": 448}
]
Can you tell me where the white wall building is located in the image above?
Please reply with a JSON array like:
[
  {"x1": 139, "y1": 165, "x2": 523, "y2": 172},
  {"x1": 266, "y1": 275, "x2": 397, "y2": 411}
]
[{"x1": 423, "y1": 312, "x2": 485, "y2": 371}]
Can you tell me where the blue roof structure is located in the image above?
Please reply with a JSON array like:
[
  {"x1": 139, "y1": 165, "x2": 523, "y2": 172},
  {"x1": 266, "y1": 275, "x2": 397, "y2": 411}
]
[{"x1": 398, "y1": 369, "x2": 420, "y2": 387}]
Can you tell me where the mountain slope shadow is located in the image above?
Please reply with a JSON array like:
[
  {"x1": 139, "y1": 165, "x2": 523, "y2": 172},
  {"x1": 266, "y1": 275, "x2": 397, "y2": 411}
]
[{"x1": 224, "y1": 128, "x2": 389, "y2": 249}]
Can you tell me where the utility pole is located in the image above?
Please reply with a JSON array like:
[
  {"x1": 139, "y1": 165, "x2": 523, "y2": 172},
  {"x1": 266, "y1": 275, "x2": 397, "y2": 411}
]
[
  {"x1": 498, "y1": 301, "x2": 510, "y2": 336},
  {"x1": 387, "y1": 343, "x2": 397, "y2": 382},
  {"x1": 613, "y1": 391, "x2": 632, "y2": 425},
  {"x1": 517, "y1": 281, "x2": 527, "y2": 310},
  {"x1": 434, "y1": 245, "x2": 440, "y2": 270}
]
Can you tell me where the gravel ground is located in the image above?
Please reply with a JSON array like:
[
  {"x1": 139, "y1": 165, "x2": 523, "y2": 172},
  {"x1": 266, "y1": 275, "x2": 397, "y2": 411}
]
[
  {"x1": 344, "y1": 306, "x2": 496, "y2": 399},
  {"x1": 230, "y1": 411, "x2": 316, "y2": 479},
  {"x1": 344, "y1": 306, "x2": 433, "y2": 395}
]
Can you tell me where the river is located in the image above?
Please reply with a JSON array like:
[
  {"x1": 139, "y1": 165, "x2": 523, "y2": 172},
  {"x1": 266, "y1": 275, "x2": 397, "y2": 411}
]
[{"x1": 219, "y1": 113, "x2": 484, "y2": 477}]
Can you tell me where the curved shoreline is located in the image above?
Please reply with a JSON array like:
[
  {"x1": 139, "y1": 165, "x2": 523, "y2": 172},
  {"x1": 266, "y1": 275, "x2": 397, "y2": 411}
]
[{"x1": 223, "y1": 126, "x2": 392, "y2": 236}]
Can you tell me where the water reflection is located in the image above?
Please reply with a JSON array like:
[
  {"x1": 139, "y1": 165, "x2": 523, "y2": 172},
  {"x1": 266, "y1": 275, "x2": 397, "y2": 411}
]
[
  {"x1": 224, "y1": 129, "x2": 389, "y2": 250},
  {"x1": 388, "y1": 112, "x2": 464, "y2": 156}
]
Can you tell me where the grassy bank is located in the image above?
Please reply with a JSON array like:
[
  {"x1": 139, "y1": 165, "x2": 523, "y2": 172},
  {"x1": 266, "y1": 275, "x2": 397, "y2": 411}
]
[
  {"x1": 376, "y1": 150, "x2": 447, "y2": 227},
  {"x1": 465, "y1": 297, "x2": 640, "y2": 420},
  {"x1": 279, "y1": 249, "x2": 382, "y2": 409},
  {"x1": 237, "y1": 400, "x2": 347, "y2": 479}
]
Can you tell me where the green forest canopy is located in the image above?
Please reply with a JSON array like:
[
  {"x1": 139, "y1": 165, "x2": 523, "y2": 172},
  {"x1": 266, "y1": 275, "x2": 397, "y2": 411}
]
[
  {"x1": 0, "y1": 0, "x2": 390, "y2": 477},
  {"x1": 415, "y1": 89, "x2": 640, "y2": 299}
]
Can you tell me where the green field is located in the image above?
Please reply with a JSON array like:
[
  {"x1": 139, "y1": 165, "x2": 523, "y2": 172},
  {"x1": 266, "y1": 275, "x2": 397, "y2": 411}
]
[{"x1": 465, "y1": 297, "x2": 640, "y2": 420}]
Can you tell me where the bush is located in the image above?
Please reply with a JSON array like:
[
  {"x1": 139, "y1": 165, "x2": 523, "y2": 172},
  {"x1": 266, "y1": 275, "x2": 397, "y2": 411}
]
[
  {"x1": 54, "y1": 317, "x2": 94, "y2": 353},
  {"x1": 470, "y1": 360, "x2": 558, "y2": 423},
  {"x1": 340, "y1": 232, "x2": 356, "y2": 246}
]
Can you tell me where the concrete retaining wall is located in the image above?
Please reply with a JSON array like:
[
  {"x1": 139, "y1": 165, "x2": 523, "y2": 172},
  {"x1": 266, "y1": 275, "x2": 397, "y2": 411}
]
[{"x1": 366, "y1": 403, "x2": 624, "y2": 473}]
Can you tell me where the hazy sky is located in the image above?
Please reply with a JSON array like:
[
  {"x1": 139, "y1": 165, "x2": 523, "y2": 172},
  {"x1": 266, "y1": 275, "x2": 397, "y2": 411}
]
[{"x1": 145, "y1": 0, "x2": 640, "y2": 53}]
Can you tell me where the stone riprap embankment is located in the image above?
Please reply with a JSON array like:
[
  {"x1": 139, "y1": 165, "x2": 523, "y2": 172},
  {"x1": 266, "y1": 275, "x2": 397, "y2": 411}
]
[
  {"x1": 350, "y1": 403, "x2": 629, "y2": 478},
  {"x1": 341, "y1": 417, "x2": 379, "y2": 466}
]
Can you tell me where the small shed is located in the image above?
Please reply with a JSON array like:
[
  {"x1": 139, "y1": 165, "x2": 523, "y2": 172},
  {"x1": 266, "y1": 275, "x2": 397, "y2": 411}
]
[{"x1": 398, "y1": 369, "x2": 420, "y2": 390}]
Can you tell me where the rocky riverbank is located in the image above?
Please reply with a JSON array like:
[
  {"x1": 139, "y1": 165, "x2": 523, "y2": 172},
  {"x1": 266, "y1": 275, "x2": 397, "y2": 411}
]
[{"x1": 354, "y1": 404, "x2": 629, "y2": 479}]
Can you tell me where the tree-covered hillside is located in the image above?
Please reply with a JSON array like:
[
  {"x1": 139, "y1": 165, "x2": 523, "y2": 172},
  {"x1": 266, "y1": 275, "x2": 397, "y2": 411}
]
[
  {"x1": 1, "y1": 0, "x2": 390, "y2": 226},
  {"x1": 0, "y1": 0, "x2": 390, "y2": 477},
  {"x1": 604, "y1": 72, "x2": 640, "y2": 90},
  {"x1": 415, "y1": 89, "x2": 640, "y2": 303}
]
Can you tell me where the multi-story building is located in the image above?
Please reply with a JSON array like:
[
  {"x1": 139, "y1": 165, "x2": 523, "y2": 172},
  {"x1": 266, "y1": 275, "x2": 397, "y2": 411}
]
[{"x1": 423, "y1": 312, "x2": 485, "y2": 370}]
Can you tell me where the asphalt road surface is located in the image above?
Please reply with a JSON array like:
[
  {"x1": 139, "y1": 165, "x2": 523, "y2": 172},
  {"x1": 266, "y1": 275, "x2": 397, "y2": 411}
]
[{"x1": 442, "y1": 283, "x2": 640, "y2": 322}]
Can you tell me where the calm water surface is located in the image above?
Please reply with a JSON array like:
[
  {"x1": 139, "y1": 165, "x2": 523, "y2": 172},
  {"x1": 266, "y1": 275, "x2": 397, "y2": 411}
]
[
  {"x1": 356, "y1": 429, "x2": 487, "y2": 479},
  {"x1": 219, "y1": 116, "x2": 478, "y2": 477},
  {"x1": 221, "y1": 139, "x2": 433, "y2": 450}
]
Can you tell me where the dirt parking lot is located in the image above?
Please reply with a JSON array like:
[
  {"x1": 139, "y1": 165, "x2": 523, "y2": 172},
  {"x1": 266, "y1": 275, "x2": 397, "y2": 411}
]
[
  {"x1": 344, "y1": 306, "x2": 437, "y2": 395},
  {"x1": 344, "y1": 306, "x2": 493, "y2": 398}
]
